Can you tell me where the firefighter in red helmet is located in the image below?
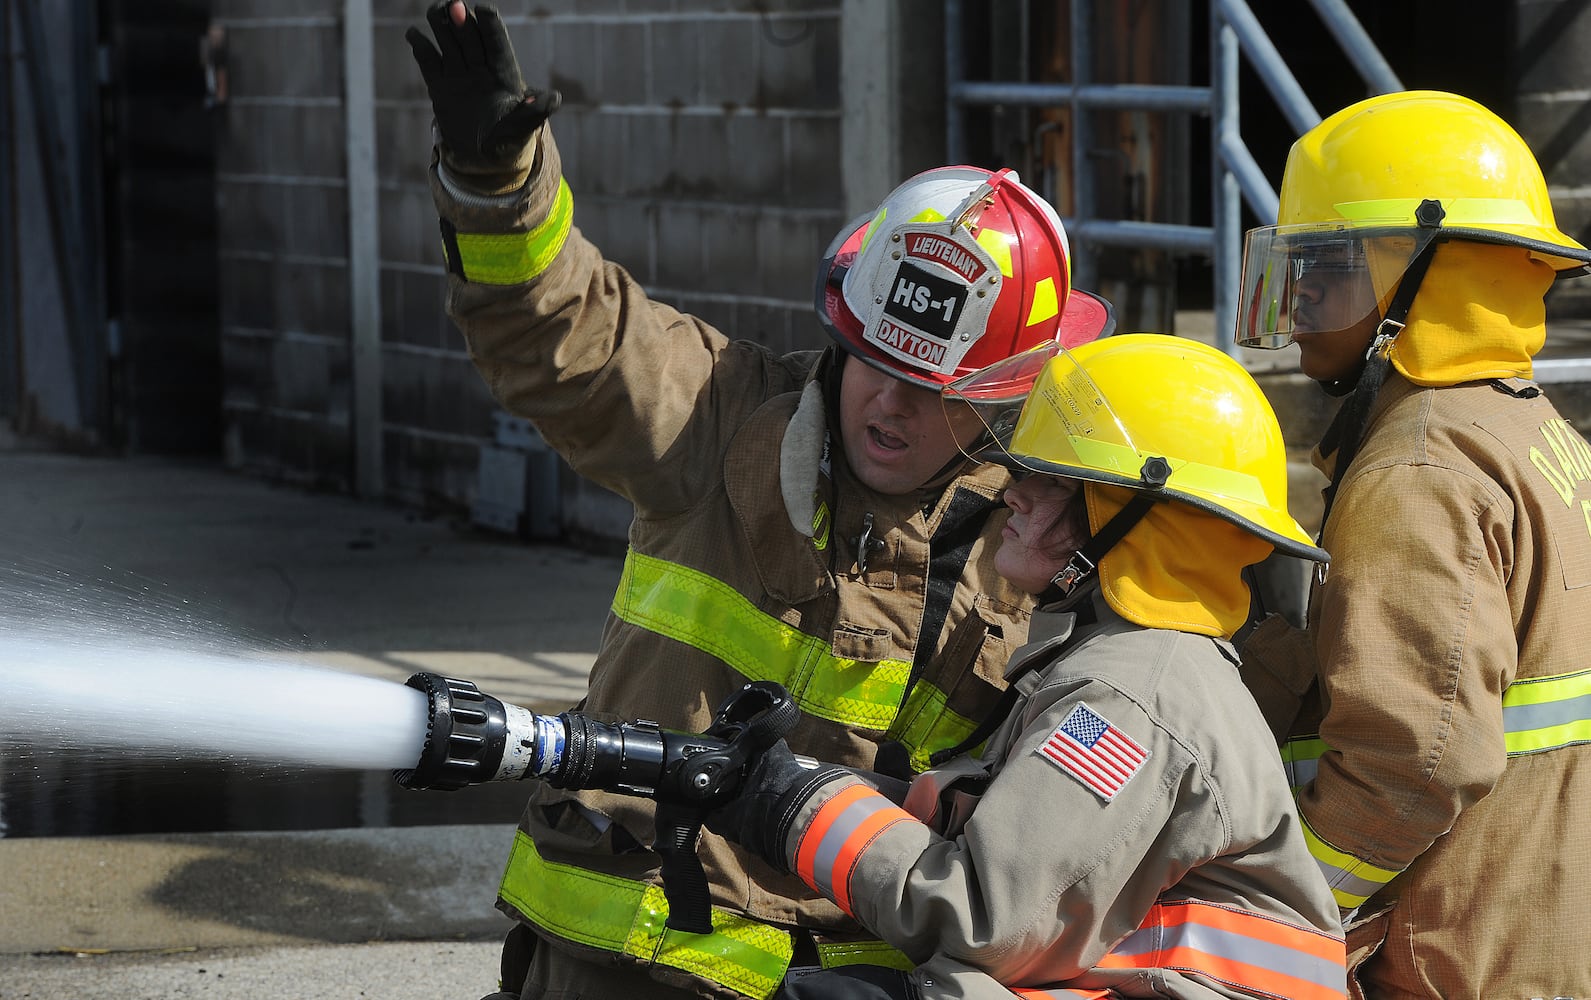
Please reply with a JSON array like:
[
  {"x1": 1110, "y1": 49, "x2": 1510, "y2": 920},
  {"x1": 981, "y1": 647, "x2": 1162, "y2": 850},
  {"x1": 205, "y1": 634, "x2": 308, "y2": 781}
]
[
  {"x1": 817, "y1": 165, "x2": 1112, "y2": 391},
  {"x1": 405, "y1": 4, "x2": 1113, "y2": 999}
]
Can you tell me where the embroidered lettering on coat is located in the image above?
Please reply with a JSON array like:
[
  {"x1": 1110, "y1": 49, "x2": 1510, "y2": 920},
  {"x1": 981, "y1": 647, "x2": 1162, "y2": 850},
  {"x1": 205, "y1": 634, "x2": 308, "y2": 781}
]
[{"x1": 1528, "y1": 417, "x2": 1591, "y2": 539}]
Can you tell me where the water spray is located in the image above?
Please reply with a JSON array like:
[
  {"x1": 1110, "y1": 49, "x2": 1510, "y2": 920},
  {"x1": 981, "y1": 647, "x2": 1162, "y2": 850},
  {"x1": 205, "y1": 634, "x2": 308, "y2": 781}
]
[
  {"x1": 394, "y1": 671, "x2": 801, "y2": 932},
  {"x1": 0, "y1": 639, "x2": 431, "y2": 771}
]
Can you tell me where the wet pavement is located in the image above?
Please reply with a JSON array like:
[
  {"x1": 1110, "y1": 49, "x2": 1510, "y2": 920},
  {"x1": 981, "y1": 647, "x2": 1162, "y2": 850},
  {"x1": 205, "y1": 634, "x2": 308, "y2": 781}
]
[{"x1": 0, "y1": 445, "x2": 623, "y2": 997}]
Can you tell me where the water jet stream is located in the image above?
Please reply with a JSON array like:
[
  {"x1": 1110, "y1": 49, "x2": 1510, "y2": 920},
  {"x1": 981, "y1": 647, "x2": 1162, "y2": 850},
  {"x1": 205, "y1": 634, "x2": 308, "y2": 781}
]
[{"x1": 0, "y1": 637, "x2": 430, "y2": 772}]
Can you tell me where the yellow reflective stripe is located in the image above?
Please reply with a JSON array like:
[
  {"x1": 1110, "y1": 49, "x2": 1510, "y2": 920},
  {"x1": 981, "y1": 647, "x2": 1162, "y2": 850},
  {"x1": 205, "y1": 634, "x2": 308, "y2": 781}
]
[
  {"x1": 1281, "y1": 672, "x2": 1591, "y2": 911},
  {"x1": 815, "y1": 939, "x2": 913, "y2": 971},
  {"x1": 611, "y1": 551, "x2": 895, "y2": 723},
  {"x1": 1502, "y1": 668, "x2": 1591, "y2": 755},
  {"x1": 1068, "y1": 437, "x2": 1269, "y2": 507},
  {"x1": 888, "y1": 677, "x2": 979, "y2": 772},
  {"x1": 611, "y1": 550, "x2": 980, "y2": 763},
  {"x1": 1281, "y1": 735, "x2": 1327, "y2": 794},
  {"x1": 1282, "y1": 736, "x2": 1328, "y2": 763},
  {"x1": 1025, "y1": 276, "x2": 1059, "y2": 326},
  {"x1": 1287, "y1": 666, "x2": 1591, "y2": 764},
  {"x1": 498, "y1": 830, "x2": 793, "y2": 1000},
  {"x1": 1299, "y1": 813, "x2": 1401, "y2": 910},
  {"x1": 811, "y1": 500, "x2": 832, "y2": 550},
  {"x1": 1334, "y1": 197, "x2": 1541, "y2": 228},
  {"x1": 858, "y1": 206, "x2": 889, "y2": 256},
  {"x1": 453, "y1": 178, "x2": 574, "y2": 285},
  {"x1": 976, "y1": 227, "x2": 1013, "y2": 277}
]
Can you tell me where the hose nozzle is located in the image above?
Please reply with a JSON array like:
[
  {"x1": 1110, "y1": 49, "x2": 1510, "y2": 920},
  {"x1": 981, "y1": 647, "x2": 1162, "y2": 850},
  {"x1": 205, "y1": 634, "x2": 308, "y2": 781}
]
[
  {"x1": 393, "y1": 672, "x2": 799, "y2": 800},
  {"x1": 393, "y1": 672, "x2": 803, "y2": 934},
  {"x1": 393, "y1": 672, "x2": 555, "y2": 790}
]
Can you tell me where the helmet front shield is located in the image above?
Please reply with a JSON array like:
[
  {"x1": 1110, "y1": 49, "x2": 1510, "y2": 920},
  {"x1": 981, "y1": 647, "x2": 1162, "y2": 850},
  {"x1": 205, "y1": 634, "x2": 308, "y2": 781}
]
[
  {"x1": 941, "y1": 342, "x2": 1142, "y2": 483},
  {"x1": 855, "y1": 216, "x2": 1004, "y2": 378},
  {"x1": 1236, "y1": 220, "x2": 1440, "y2": 350}
]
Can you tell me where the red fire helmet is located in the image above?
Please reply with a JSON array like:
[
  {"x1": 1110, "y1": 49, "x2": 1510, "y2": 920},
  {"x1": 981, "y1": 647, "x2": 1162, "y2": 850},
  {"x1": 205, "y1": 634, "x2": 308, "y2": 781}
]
[{"x1": 817, "y1": 166, "x2": 1114, "y2": 390}]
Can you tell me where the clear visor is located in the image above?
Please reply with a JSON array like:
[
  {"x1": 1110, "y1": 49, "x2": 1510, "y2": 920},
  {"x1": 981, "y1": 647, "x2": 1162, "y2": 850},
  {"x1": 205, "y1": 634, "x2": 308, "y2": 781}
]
[
  {"x1": 1235, "y1": 222, "x2": 1437, "y2": 349},
  {"x1": 941, "y1": 342, "x2": 1143, "y2": 481}
]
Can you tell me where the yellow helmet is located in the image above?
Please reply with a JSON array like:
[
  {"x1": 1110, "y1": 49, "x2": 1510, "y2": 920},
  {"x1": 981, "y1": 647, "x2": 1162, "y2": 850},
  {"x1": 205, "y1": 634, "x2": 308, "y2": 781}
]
[
  {"x1": 945, "y1": 334, "x2": 1324, "y2": 636},
  {"x1": 945, "y1": 334, "x2": 1325, "y2": 561},
  {"x1": 1237, "y1": 90, "x2": 1590, "y2": 350}
]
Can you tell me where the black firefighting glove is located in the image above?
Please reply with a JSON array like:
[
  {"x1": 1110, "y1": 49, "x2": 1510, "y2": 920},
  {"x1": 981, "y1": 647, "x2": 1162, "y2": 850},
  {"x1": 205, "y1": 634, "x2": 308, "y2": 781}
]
[
  {"x1": 704, "y1": 739, "x2": 848, "y2": 873},
  {"x1": 405, "y1": 1, "x2": 561, "y2": 193}
]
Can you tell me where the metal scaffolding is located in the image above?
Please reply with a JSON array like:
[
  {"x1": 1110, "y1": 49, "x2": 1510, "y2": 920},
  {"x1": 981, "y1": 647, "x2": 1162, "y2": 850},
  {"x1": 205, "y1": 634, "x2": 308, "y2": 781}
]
[{"x1": 945, "y1": 0, "x2": 1401, "y2": 353}]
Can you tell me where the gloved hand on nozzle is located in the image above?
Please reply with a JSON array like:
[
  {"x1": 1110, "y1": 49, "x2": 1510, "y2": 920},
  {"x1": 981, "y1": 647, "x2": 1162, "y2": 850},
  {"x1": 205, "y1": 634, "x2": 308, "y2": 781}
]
[
  {"x1": 405, "y1": 1, "x2": 561, "y2": 193},
  {"x1": 703, "y1": 738, "x2": 849, "y2": 873}
]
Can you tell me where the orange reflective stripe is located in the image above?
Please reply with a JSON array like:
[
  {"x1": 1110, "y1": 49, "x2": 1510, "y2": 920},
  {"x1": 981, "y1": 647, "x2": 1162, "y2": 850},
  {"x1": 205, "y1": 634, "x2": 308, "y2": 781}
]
[
  {"x1": 793, "y1": 783, "x2": 915, "y2": 917},
  {"x1": 1159, "y1": 899, "x2": 1344, "y2": 964},
  {"x1": 1095, "y1": 899, "x2": 1345, "y2": 1000}
]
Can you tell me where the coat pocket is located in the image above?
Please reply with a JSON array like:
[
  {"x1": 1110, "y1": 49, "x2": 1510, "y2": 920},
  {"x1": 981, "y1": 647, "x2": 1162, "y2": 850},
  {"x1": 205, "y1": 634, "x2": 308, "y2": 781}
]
[
  {"x1": 930, "y1": 593, "x2": 1025, "y2": 715},
  {"x1": 831, "y1": 621, "x2": 897, "y2": 662}
]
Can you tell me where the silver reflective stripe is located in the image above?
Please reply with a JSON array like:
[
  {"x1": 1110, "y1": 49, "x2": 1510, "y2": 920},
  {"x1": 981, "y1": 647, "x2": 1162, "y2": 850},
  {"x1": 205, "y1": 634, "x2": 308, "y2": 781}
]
[
  {"x1": 1111, "y1": 920, "x2": 1342, "y2": 993},
  {"x1": 1281, "y1": 736, "x2": 1328, "y2": 794},
  {"x1": 807, "y1": 796, "x2": 890, "y2": 900},
  {"x1": 1312, "y1": 858, "x2": 1388, "y2": 905},
  {"x1": 1298, "y1": 815, "x2": 1401, "y2": 910},
  {"x1": 1503, "y1": 691, "x2": 1591, "y2": 734},
  {"x1": 1285, "y1": 756, "x2": 1319, "y2": 791}
]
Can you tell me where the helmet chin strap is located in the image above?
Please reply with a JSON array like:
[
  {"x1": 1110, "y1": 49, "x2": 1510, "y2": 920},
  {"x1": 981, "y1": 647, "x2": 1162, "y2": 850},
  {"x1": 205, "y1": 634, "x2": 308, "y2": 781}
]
[
  {"x1": 1316, "y1": 200, "x2": 1447, "y2": 534},
  {"x1": 1039, "y1": 457, "x2": 1171, "y2": 604}
]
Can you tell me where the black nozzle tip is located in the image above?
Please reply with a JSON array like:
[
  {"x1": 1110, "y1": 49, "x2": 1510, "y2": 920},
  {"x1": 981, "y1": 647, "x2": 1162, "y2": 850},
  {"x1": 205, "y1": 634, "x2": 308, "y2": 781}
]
[{"x1": 393, "y1": 672, "x2": 508, "y2": 791}]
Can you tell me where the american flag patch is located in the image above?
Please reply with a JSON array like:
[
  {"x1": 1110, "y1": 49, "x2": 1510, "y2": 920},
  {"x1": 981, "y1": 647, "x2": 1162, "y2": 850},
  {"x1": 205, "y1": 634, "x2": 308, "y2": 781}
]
[{"x1": 1037, "y1": 702, "x2": 1150, "y2": 801}]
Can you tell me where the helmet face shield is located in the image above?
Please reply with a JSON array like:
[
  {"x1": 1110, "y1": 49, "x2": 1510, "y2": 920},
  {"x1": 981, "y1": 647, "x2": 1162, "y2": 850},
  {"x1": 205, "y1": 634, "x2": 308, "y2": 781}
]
[
  {"x1": 1236, "y1": 222, "x2": 1437, "y2": 350},
  {"x1": 1272, "y1": 92, "x2": 1591, "y2": 276},
  {"x1": 941, "y1": 342, "x2": 1140, "y2": 481}
]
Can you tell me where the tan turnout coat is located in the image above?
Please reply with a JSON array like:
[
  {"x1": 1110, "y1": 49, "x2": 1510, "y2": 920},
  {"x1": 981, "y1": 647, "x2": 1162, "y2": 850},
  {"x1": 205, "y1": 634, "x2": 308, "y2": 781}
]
[
  {"x1": 777, "y1": 596, "x2": 1345, "y2": 999},
  {"x1": 1242, "y1": 373, "x2": 1591, "y2": 998}
]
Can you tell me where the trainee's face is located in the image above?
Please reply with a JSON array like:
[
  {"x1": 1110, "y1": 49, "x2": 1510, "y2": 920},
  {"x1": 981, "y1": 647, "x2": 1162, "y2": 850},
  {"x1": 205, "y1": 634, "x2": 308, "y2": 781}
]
[
  {"x1": 995, "y1": 475, "x2": 1091, "y2": 595},
  {"x1": 1290, "y1": 255, "x2": 1380, "y2": 383},
  {"x1": 838, "y1": 357, "x2": 984, "y2": 496}
]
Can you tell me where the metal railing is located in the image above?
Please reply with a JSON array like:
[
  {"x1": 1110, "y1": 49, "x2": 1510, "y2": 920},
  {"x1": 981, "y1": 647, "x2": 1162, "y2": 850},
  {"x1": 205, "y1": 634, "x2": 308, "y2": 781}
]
[{"x1": 945, "y1": 0, "x2": 1401, "y2": 353}]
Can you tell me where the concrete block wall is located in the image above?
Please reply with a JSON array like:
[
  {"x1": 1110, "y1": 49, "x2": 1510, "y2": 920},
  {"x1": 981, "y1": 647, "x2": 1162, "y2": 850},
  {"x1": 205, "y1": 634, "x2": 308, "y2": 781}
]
[
  {"x1": 462, "y1": 2, "x2": 848, "y2": 353},
  {"x1": 213, "y1": 0, "x2": 855, "y2": 524},
  {"x1": 1515, "y1": 0, "x2": 1591, "y2": 319},
  {"x1": 206, "y1": 0, "x2": 1589, "y2": 552},
  {"x1": 214, "y1": 2, "x2": 358, "y2": 491}
]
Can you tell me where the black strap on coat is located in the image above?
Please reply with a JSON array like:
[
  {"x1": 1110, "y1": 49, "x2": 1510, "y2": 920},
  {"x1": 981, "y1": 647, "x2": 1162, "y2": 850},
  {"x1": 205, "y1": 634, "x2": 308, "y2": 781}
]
[
  {"x1": 873, "y1": 488, "x2": 1000, "y2": 780},
  {"x1": 1316, "y1": 204, "x2": 1447, "y2": 533},
  {"x1": 925, "y1": 594, "x2": 1099, "y2": 769}
]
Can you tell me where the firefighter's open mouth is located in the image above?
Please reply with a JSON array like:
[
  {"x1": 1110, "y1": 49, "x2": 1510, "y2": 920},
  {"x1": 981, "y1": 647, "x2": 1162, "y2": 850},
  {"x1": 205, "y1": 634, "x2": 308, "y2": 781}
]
[{"x1": 868, "y1": 426, "x2": 907, "y2": 451}]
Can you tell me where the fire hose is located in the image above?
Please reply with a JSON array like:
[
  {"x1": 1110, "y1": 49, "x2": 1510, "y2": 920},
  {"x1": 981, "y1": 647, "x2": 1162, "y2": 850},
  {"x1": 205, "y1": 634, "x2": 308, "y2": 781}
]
[{"x1": 392, "y1": 672, "x2": 802, "y2": 933}]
